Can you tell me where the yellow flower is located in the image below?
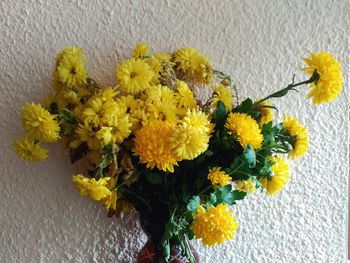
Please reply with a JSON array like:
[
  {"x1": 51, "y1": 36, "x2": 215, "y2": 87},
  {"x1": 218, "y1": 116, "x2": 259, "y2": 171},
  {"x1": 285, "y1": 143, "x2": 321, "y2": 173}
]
[
  {"x1": 256, "y1": 101, "x2": 274, "y2": 125},
  {"x1": 170, "y1": 110, "x2": 213, "y2": 160},
  {"x1": 260, "y1": 157, "x2": 290, "y2": 195},
  {"x1": 172, "y1": 47, "x2": 212, "y2": 83},
  {"x1": 207, "y1": 167, "x2": 232, "y2": 187},
  {"x1": 55, "y1": 46, "x2": 85, "y2": 66},
  {"x1": 154, "y1": 52, "x2": 171, "y2": 63},
  {"x1": 96, "y1": 127, "x2": 113, "y2": 146},
  {"x1": 235, "y1": 178, "x2": 256, "y2": 193},
  {"x1": 116, "y1": 58, "x2": 154, "y2": 94},
  {"x1": 225, "y1": 112, "x2": 263, "y2": 150},
  {"x1": 175, "y1": 81, "x2": 197, "y2": 116},
  {"x1": 82, "y1": 98, "x2": 114, "y2": 127},
  {"x1": 115, "y1": 95, "x2": 142, "y2": 131},
  {"x1": 192, "y1": 204, "x2": 239, "y2": 246},
  {"x1": 144, "y1": 85, "x2": 177, "y2": 123},
  {"x1": 303, "y1": 51, "x2": 343, "y2": 104},
  {"x1": 193, "y1": 55, "x2": 212, "y2": 84},
  {"x1": 13, "y1": 136, "x2": 48, "y2": 162},
  {"x1": 173, "y1": 47, "x2": 200, "y2": 75},
  {"x1": 133, "y1": 120, "x2": 179, "y2": 172},
  {"x1": 103, "y1": 111, "x2": 132, "y2": 144},
  {"x1": 132, "y1": 42, "x2": 149, "y2": 58},
  {"x1": 283, "y1": 115, "x2": 308, "y2": 159},
  {"x1": 145, "y1": 56, "x2": 162, "y2": 85},
  {"x1": 102, "y1": 190, "x2": 118, "y2": 210},
  {"x1": 57, "y1": 54, "x2": 87, "y2": 88},
  {"x1": 72, "y1": 174, "x2": 111, "y2": 201},
  {"x1": 76, "y1": 124, "x2": 100, "y2": 150},
  {"x1": 212, "y1": 84, "x2": 234, "y2": 111},
  {"x1": 22, "y1": 103, "x2": 60, "y2": 142}
]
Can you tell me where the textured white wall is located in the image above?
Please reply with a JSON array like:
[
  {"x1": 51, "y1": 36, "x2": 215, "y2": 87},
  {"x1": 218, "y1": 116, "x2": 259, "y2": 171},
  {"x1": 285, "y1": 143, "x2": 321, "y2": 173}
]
[{"x1": 0, "y1": 0, "x2": 349, "y2": 262}]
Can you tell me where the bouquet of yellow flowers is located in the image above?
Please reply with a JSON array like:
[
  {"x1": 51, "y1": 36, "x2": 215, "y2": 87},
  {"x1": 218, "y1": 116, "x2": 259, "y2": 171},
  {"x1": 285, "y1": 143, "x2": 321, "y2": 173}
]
[{"x1": 13, "y1": 43, "x2": 343, "y2": 263}]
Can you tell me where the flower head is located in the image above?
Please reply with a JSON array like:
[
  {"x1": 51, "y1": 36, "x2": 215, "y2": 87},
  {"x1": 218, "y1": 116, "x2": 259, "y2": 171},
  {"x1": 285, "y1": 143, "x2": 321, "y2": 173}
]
[
  {"x1": 260, "y1": 157, "x2": 290, "y2": 195},
  {"x1": 175, "y1": 80, "x2": 197, "y2": 116},
  {"x1": 256, "y1": 101, "x2": 273, "y2": 125},
  {"x1": 144, "y1": 85, "x2": 177, "y2": 123},
  {"x1": 235, "y1": 178, "x2": 256, "y2": 193},
  {"x1": 283, "y1": 115, "x2": 308, "y2": 159},
  {"x1": 13, "y1": 136, "x2": 48, "y2": 162},
  {"x1": 116, "y1": 58, "x2": 154, "y2": 94},
  {"x1": 207, "y1": 167, "x2": 232, "y2": 187},
  {"x1": 57, "y1": 52, "x2": 87, "y2": 88},
  {"x1": 172, "y1": 47, "x2": 212, "y2": 83},
  {"x1": 170, "y1": 110, "x2": 213, "y2": 160},
  {"x1": 212, "y1": 84, "x2": 234, "y2": 111},
  {"x1": 192, "y1": 204, "x2": 239, "y2": 246},
  {"x1": 133, "y1": 120, "x2": 179, "y2": 172},
  {"x1": 303, "y1": 51, "x2": 343, "y2": 104},
  {"x1": 132, "y1": 42, "x2": 149, "y2": 58},
  {"x1": 72, "y1": 174, "x2": 111, "y2": 201},
  {"x1": 22, "y1": 103, "x2": 60, "y2": 142},
  {"x1": 225, "y1": 112, "x2": 263, "y2": 150}
]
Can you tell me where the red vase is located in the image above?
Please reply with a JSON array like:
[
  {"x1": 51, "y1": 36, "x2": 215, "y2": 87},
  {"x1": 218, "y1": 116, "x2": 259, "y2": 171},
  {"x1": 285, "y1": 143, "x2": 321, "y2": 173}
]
[{"x1": 137, "y1": 240, "x2": 200, "y2": 263}]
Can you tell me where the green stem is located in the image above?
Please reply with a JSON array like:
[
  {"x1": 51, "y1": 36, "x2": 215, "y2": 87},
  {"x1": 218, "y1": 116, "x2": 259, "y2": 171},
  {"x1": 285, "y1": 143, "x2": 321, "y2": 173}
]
[{"x1": 253, "y1": 71, "x2": 319, "y2": 106}]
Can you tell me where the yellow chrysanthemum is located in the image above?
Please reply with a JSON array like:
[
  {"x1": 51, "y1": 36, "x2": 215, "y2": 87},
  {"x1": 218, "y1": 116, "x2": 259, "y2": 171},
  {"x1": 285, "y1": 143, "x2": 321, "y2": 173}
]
[
  {"x1": 256, "y1": 101, "x2": 274, "y2": 125},
  {"x1": 212, "y1": 84, "x2": 234, "y2": 111},
  {"x1": 154, "y1": 52, "x2": 172, "y2": 63},
  {"x1": 82, "y1": 98, "x2": 115, "y2": 127},
  {"x1": 102, "y1": 111, "x2": 132, "y2": 144},
  {"x1": 132, "y1": 42, "x2": 149, "y2": 58},
  {"x1": 96, "y1": 127, "x2": 113, "y2": 146},
  {"x1": 283, "y1": 115, "x2": 308, "y2": 159},
  {"x1": 57, "y1": 54, "x2": 87, "y2": 88},
  {"x1": 303, "y1": 51, "x2": 343, "y2": 104},
  {"x1": 116, "y1": 58, "x2": 154, "y2": 94},
  {"x1": 260, "y1": 157, "x2": 290, "y2": 196},
  {"x1": 235, "y1": 178, "x2": 256, "y2": 193},
  {"x1": 192, "y1": 204, "x2": 239, "y2": 246},
  {"x1": 172, "y1": 47, "x2": 212, "y2": 83},
  {"x1": 207, "y1": 167, "x2": 232, "y2": 187},
  {"x1": 55, "y1": 46, "x2": 85, "y2": 66},
  {"x1": 72, "y1": 174, "x2": 111, "y2": 201},
  {"x1": 76, "y1": 124, "x2": 100, "y2": 150},
  {"x1": 225, "y1": 112, "x2": 263, "y2": 150},
  {"x1": 173, "y1": 47, "x2": 200, "y2": 76},
  {"x1": 145, "y1": 56, "x2": 162, "y2": 85},
  {"x1": 102, "y1": 190, "x2": 118, "y2": 210},
  {"x1": 170, "y1": 110, "x2": 213, "y2": 160},
  {"x1": 133, "y1": 120, "x2": 179, "y2": 172},
  {"x1": 13, "y1": 136, "x2": 48, "y2": 162},
  {"x1": 175, "y1": 81, "x2": 197, "y2": 116},
  {"x1": 144, "y1": 85, "x2": 177, "y2": 123},
  {"x1": 193, "y1": 55, "x2": 212, "y2": 84},
  {"x1": 22, "y1": 103, "x2": 60, "y2": 142},
  {"x1": 115, "y1": 95, "x2": 143, "y2": 131},
  {"x1": 173, "y1": 47, "x2": 212, "y2": 83}
]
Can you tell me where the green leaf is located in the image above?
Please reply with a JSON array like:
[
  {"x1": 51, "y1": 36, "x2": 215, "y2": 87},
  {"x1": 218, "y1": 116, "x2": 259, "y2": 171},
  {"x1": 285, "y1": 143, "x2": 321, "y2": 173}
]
[
  {"x1": 146, "y1": 172, "x2": 163, "y2": 185},
  {"x1": 242, "y1": 144, "x2": 256, "y2": 168},
  {"x1": 187, "y1": 196, "x2": 201, "y2": 213},
  {"x1": 215, "y1": 101, "x2": 227, "y2": 128},
  {"x1": 234, "y1": 98, "x2": 253, "y2": 113},
  {"x1": 215, "y1": 185, "x2": 246, "y2": 205}
]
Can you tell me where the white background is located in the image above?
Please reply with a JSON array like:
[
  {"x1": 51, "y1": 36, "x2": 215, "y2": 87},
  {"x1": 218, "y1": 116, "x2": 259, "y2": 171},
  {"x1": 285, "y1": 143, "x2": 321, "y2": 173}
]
[{"x1": 0, "y1": 0, "x2": 348, "y2": 262}]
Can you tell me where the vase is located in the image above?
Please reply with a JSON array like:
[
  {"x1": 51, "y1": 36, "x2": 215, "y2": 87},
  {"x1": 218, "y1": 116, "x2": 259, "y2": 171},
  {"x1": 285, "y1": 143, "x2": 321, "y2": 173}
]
[{"x1": 137, "y1": 240, "x2": 200, "y2": 263}]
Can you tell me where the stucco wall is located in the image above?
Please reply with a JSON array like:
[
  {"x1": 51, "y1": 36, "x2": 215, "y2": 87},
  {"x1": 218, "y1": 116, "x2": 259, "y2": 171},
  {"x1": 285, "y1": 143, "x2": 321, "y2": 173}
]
[{"x1": 0, "y1": 0, "x2": 349, "y2": 262}]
